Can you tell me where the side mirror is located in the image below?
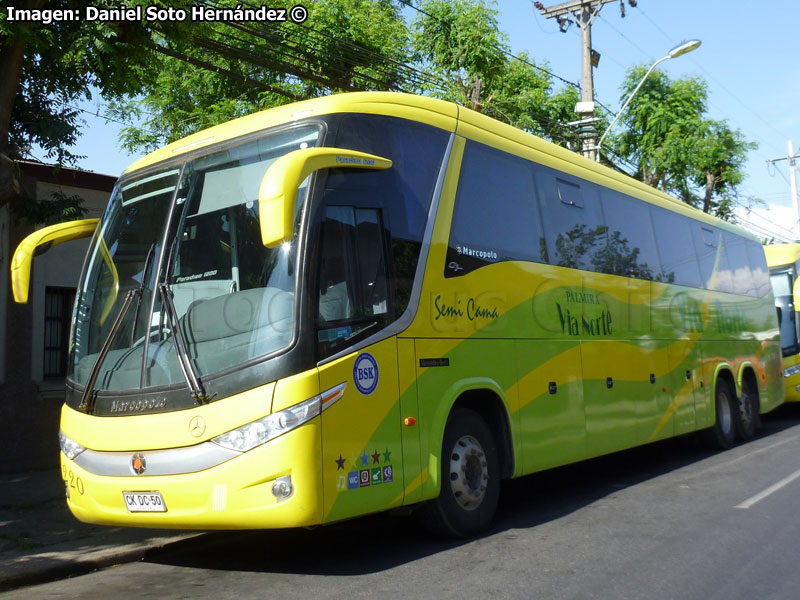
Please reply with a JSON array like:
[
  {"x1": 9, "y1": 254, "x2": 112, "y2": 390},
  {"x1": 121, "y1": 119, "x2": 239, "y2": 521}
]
[
  {"x1": 258, "y1": 147, "x2": 392, "y2": 247},
  {"x1": 10, "y1": 218, "x2": 99, "y2": 303},
  {"x1": 794, "y1": 277, "x2": 800, "y2": 312}
]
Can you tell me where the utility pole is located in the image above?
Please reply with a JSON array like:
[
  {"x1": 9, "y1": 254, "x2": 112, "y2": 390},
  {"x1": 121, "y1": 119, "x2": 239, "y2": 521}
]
[
  {"x1": 767, "y1": 140, "x2": 800, "y2": 240},
  {"x1": 790, "y1": 140, "x2": 800, "y2": 240},
  {"x1": 534, "y1": 0, "x2": 633, "y2": 160}
]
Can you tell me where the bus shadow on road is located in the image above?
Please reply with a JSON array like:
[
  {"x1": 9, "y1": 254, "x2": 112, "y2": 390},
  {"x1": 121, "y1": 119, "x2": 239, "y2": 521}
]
[{"x1": 148, "y1": 403, "x2": 800, "y2": 576}]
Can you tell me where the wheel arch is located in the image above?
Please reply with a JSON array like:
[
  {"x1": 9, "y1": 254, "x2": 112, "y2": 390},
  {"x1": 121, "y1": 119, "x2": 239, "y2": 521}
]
[
  {"x1": 713, "y1": 363, "x2": 737, "y2": 397},
  {"x1": 738, "y1": 361, "x2": 761, "y2": 412},
  {"x1": 424, "y1": 378, "x2": 515, "y2": 499},
  {"x1": 450, "y1": 389, "x2": 515, "y2": 480}
]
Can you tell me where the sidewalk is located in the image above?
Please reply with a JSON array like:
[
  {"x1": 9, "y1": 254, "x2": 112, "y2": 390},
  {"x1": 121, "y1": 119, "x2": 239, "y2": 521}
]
[{"x1": 0, "y1": 468, "x2": 198, "y2": 592}]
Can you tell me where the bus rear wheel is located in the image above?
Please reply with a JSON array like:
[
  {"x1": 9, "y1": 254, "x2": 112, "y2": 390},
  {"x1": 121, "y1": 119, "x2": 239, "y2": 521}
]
[
  {"x1": 735, "y1": 382, "x2": 759, "y2": 441},
  {"x1": 701, "y1": 380, "x2": 736, "y2": 450},
  {"x1": 420, "y1": 408, "x2": 499, "y2": 538}
]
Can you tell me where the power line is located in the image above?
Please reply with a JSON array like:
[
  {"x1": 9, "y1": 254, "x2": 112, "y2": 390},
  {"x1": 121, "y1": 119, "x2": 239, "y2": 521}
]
[
  {"x1": 596, "y1": 11, "x2": 653, "y2": 61},
  {"x1": 397, "y1": 0, "x2": 581, "y2": 90},
  {"x1": 729, "y1": 197, "x2": 797, "y2": 239},
  {"x1": 635, "y1": 5, "x2": 786, "y2": 144}
]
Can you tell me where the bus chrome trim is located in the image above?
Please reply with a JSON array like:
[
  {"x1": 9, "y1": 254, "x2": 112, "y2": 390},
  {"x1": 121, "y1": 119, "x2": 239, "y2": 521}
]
[
  {"x1": 318, "y1": 131, "x2": 456, "y2": 366},
  {"x1": 72, "y1": 441, "x2": 240, "y2": 477}
]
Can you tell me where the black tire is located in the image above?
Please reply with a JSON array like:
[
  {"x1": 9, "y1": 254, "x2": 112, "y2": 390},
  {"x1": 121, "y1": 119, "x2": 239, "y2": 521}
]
[
  {"x1": 420, "y1": 408, "x2": 500, "y2": 538},
  {"x1": 700, "y1": 380, "x2": 737, "y2": 450},
  {"x1": 734, "y1": 381, "x2": 759, "y2": 441}
]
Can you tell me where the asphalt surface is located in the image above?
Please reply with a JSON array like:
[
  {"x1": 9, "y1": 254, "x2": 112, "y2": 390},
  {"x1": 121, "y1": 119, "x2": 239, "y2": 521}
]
[
  {"x1": 4, "y1": 404, "x2": 800, "y2": 599},
  {"x1": 0, "y1": 468, "x2": 197, "y2": 592}
]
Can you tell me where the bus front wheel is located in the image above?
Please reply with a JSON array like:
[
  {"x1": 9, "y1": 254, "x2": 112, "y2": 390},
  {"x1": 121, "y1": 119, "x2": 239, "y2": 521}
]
[
  {"x1": 421, "y1": 408, "x2": 500, "y2": 538},
  {"x1": 701, "y1": 380, "x2": 737, "y2": 450}
]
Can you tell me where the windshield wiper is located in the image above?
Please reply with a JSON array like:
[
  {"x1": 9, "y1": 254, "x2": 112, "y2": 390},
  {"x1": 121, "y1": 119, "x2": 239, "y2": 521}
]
[
  {"x1": 81, "y1": 289, "x2": 139, "y2": 414},
  {"x1": 158, "y1": 282, "x2": 210, "y2": 403},
  {"x1": 131, "y1": 243, "x2": 156, "y2": 347}
]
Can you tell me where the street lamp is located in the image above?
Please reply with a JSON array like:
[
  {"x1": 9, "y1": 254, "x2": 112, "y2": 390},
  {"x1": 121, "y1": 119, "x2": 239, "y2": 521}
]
[{"x1": 595, "y1": 39, "x2": 702, "y2": 162}]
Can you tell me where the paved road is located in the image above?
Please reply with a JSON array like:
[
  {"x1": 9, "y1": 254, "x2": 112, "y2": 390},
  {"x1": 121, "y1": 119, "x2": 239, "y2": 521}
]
[{"x1": 7, "y1": 404, "x2": 800, "y2": 600}]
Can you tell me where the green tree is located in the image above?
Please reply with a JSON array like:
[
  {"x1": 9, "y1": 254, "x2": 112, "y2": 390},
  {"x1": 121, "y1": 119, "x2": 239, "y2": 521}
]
[
  {"x1": 680, "y1": 119, "x2": 756, "y2": 219},
  {"x1": 412, "y1": 0, "x2": 583, "y2": 147},
  {"x1": 490, "y1": 51, "x2": 581, "y2": 145},
  {"x1": 110, "y1": 0, "x2": 410, "y2": 153},
  {"x1": 612, "y1": 65, "x2": 755, "y2": 220},
  {"x1": 411, "y1": 0, "x2": 507, "y2": 111},
  {"x1": 0, "y1": 0, "x2": 190, "y2": 218},
  {"x1": 613, "y1": 67, "x2": 706, "y2": 191}
]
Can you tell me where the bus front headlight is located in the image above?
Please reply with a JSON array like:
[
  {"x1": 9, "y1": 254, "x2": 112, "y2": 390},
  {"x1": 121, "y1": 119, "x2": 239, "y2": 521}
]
[
  {"x1": 59, "y1": 430, "x2": 86, "y2": 460},
  {"x1": 211, "y1": 395, "x2": 321, "y2": 453}
]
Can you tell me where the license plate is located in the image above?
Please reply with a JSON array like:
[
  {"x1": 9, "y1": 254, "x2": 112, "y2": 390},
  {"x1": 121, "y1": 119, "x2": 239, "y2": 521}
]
[{"x1": 123, "y1": 491, "x2": 167, "y2": 512}]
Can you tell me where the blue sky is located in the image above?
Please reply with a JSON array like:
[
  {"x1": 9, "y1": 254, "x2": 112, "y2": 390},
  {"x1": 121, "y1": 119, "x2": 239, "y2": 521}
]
[{"x1": 66, "y1": 0, "x2": 800, "y2": 241}]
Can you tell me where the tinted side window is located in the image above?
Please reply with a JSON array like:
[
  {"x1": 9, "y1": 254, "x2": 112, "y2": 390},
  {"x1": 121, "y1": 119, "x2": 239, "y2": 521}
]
[
  {"x1": 538, "y1": 171, "x2": 605, "y2": 272},
  {"x1": 599, "y1": 189, "x2": 661, "y2": 280},
  {"x1": 651, "y1": 207, "x2": 703, "y2": 288},
  {"x1": 723, "y1": 232, "x2": 755, "y2": 296},
  {"x1": 693, "y1": 224, "x2": 733, "y2": 292},
  {"x1": 330, "y1": 114, "x2": 449, "y2": 312},
  {"x1": 446, "y1": 141, "x2": 545, "y2": 276},
  {"x1": 317, "y1": 205, "x2": 391, "y2": 357},
  {"x1": 746, "y1": 241, "x2": 771, "y2": 297}
]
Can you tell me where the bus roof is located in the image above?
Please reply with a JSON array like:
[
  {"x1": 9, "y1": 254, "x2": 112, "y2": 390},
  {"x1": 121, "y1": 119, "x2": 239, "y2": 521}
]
[
  {"x1": 123, "y1": 91, "x2": 755, "y2": 241},
  {"x1": 123, "y1": 92, "x2": 459, "y2": 174},
  {"x1": 765, "y1": 243, "x2": 800, "y2": 268}
]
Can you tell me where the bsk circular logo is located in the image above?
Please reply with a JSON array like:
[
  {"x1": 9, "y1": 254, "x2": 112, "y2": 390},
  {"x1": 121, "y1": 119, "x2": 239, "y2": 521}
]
[{"x1": 353, "y1": 352, "x2": 379, "y2": 395}]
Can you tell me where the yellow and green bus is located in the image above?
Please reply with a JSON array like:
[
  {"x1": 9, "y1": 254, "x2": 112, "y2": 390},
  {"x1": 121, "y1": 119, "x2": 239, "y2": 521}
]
[
  {"x1": 12, "y1": 92, "x2": 783, "y2": 537},
  {"x1": 765, "y1": 243, "x2": 800, "y2": 401}
]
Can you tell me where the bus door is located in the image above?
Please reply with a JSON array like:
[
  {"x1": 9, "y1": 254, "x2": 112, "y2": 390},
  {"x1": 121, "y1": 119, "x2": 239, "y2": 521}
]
[
  {"x1": 314, "y1": 200, "x2": 404, "y2": 523},
  {"x1": 318, "y1": 339, "x2": 402, "y2": 523}
]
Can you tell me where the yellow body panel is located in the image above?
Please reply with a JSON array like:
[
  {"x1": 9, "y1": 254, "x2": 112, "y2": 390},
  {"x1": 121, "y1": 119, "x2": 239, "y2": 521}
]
[
  {"x1": 764, "y1": 243, "x2": 800, "y2": 269},
  {"x1": 782, "y1": 355, "x2": 800, "y2": 401},
  {"x1": 318, "y1": 338, "x2": 402, "y2": 522},
  {"x1": 63, "y1": 419, "x2": 322, "y2": 529},
  {"x1": 61, "y1": 382, "x2": 276, "y2": 451}
]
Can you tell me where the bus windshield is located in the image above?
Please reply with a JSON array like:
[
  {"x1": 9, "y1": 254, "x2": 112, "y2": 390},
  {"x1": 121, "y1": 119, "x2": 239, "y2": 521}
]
[{"x1": 69, "y1": 125, "x2": 320, "y2": 392}]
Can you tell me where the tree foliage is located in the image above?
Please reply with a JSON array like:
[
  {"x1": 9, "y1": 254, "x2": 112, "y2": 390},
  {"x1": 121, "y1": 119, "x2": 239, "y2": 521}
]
[
  {"x1": 0, "y1": 0, "x2": 191, "y2": 218},
  {"x1": 411, "y1": 0, "x2": 583, "y2": 146},
  {"x1": 112, "y1": 0, "x2": 586, "y2": 154},
  {"x1": 612, "y1": 65, "x2": 755, "y2": 220},
  {"x1": 109, "y1": 0, "x2": 410, "y2": 153},
  {"x1": 12, "y1": 0, "x2": 742, "y2": 230}
]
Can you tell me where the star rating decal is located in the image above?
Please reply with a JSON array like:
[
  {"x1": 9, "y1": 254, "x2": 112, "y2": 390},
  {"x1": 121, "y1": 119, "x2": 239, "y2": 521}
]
[{"x1": 338, "y1": 447, "x2": 395, "y2": 492}]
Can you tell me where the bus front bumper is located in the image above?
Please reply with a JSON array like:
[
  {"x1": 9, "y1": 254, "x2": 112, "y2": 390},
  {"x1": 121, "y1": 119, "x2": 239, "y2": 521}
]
[{"x1": 61, "y1": 421, "x2": 323, "y2": 529}]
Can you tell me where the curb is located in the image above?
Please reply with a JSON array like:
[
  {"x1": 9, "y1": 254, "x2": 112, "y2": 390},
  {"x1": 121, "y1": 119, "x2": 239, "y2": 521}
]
[{"x1": 0, "y1": 533, "x2": 200, "y2": 593}]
